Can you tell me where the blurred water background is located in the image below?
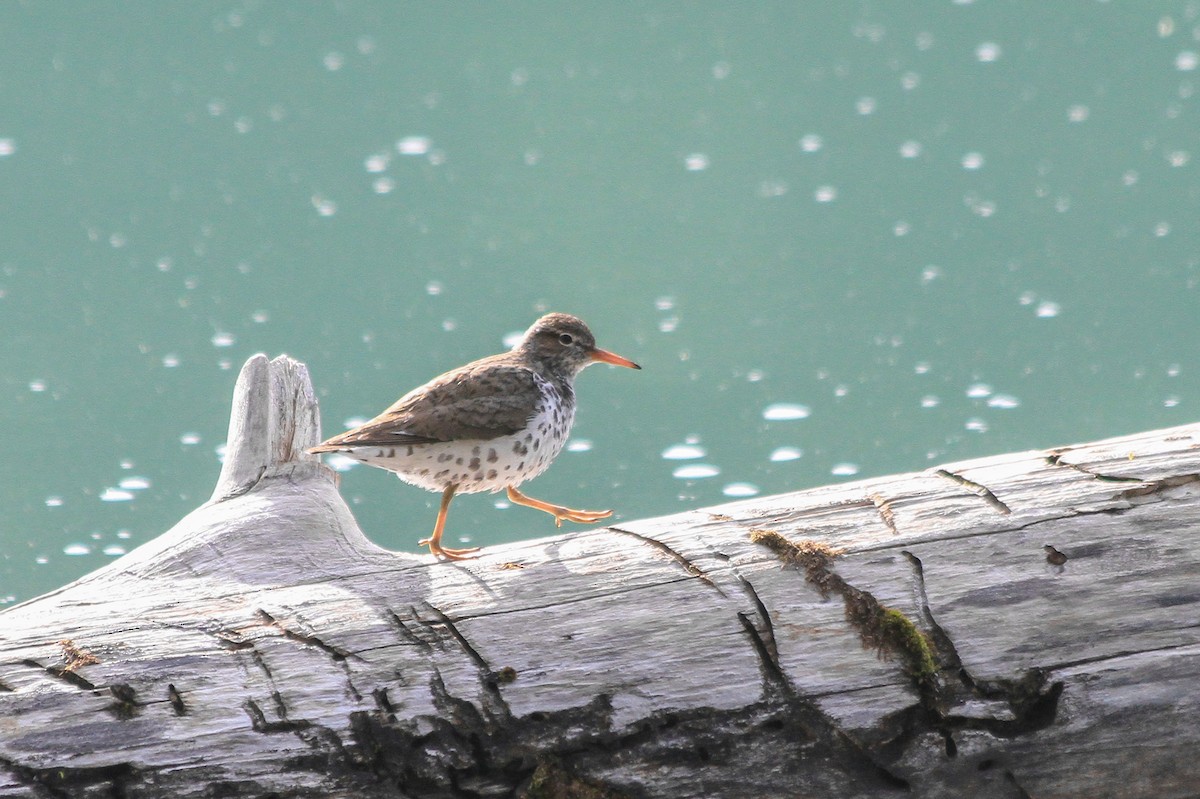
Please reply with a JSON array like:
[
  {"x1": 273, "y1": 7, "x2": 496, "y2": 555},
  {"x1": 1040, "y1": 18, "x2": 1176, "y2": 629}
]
[{"x1": 2, "y1": 2, "x2": 1198, "y2": 603}]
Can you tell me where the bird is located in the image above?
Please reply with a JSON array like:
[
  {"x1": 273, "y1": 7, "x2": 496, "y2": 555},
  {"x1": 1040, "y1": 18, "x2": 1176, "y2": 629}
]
[{"x1": 310, "y1": 313, "x2": 641, "y2": 560}]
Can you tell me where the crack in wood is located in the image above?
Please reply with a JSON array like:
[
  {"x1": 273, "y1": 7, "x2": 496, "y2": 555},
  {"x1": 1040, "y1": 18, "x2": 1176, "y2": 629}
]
[
  {"x1": 372, "y1": 687, "x2": 397, "y2": 722},
  {"x1": 383, "y1": 605, "x2": 436, "y2": 650},
  {"x1": 421, "y1": 604, "x2": 490, "y2": 672},
  {"x1": 1044, "y1": 452, "x2": 1148, "y2": 483},
  {"x1": 901, "y1": 550, "x2": 965, "y2": 678},
  {"x1": 423, "y1": 602, "x2": 514, "y2": 721},
  {"x1": 1046, "y1": 454, "x2": 1200, "y2": 505},
  {"x1": 256, "y1": 608, "x2": 363, "y2": 701},
  {"x1": 608, "y1": 526, "x2": 727, "y2": 597},
  {"x1": 167, "y1": 683, "x2": 187, "y2": 716},
  {"x1": 870, "y1": 493, "x2": 900, "y2": 535},
  {"x1": 933, "y1": 469, "x2": 1012, "y2": 514},
  {"x1": 735, "y1": 611, "x2": 791, "y2": 704},
  {"x1": 256, "y1": 608, "x2": 355, "y2": 660},
  {"x1": 243, "y1": 696, "x2": 311, "y2": 734},
  {"x1": 736, "y1": 576, "x2": 781, "y2": 679},
  {"x1": 900, "y1": 550, "x2": 1065, "y2": 741},
  {"x1": 1045, "y1": 638, "x2": 1200, "y2": 671},
  {"x1": 251, "y1": 648, "x2": 275, "y2": 682},
  {"x1": 20, "y1": 658, "x2": 97, "y2": 691},
  {"x1": 429, "y1": 574, "x2": 697, "y2": 624}
]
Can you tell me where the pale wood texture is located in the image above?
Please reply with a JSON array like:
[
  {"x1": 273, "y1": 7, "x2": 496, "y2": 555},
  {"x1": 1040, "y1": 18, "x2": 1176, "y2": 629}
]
[{"x1": 2, "y1": 354, "x2": 1198, "y2": 798}]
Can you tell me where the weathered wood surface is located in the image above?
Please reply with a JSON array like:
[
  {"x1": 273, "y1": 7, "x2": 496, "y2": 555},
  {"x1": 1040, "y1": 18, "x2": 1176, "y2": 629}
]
[{"x1": 2, "y1": 354, "x2": 1199, "y2": 799}]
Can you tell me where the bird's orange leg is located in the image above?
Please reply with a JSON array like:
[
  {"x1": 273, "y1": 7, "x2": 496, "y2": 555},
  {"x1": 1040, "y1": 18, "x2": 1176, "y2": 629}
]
[
  {"x1": 506, "y1": 486, "x2": 613, "y2": 527},
  {"x1": 418, "y1": 484, "x2": 480, "y2": 560}
]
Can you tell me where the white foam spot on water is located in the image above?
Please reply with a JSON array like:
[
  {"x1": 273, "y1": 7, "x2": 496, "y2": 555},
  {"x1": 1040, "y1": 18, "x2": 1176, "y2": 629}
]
[
  {"x1": 672, "y1": 464, "x2": 720, "y2": 479},
  {"x1": 0, "y1": 138, "x2": 15, "y2": 156},
  {"x1": 662, "y1": 444, "x2": 706, "y2": 460},
  {"x1": 769, "y1": 446, "x2": 803, "y2": 462},
  {"x1": 966, "y1": 383, "x2": 993, "y2": 399},
  {"x1": 118, "y1": 476, "x2": 151, "y2": 490},
  {"x1": 211, "y1": 331, "x2": 235, "y2": 348},
  {"x1": 180, "y1": 433, "x2": 201, "y2": 446},
  {"x1": 763, "y1": 403, "x2": 811, "y2": 421},
  {"x1": 965, "y1": 417, "x2": 990, "y2": 433},
  {"x1": 103, "y1": 545, "x2": 127, "y2": 556},
  {"x1": 722, "y1": 482, "x2": 760, "y2": 498},
  {"x1": 1176, "y1": 51, "x2": 1198, "y2": 71},
  {"x1": 63, "y1": 543, "x2": 91, "y2": 556},
  {"x1": 961, "y1": 152, "x2": 985, "y2": 170},
  {"x1": 799, "y1": 133, "x2": 823, "y2": 153},
  {"x1": 987, "y1": 394, "x2": 1021, "y2": 409},
  {"x1": 1164, "y1": 395, "x2": 1181, "y2": 408},
  {"x1": 311, "y1": 195, "x2": 337, "y2": 217},
  {"x1": 1036, "y1": 301, "x2": 1061, "y2": 318},
  {"x1": 831, "y1": 463, "x2": 860, "y2": 477},
  {"x1": 814, "y1": 185, "x2": 838, "y2": 203},
  {"x1": 685, "y1": 153, "x2": 709, "y2": 171},
  {"x1": 45, "y1": 496, "x2": 64, "y2": 507},
  {"x1": 323, "y1": 51, "x2": 345, "y2": 71},
  {"x1": 976, "y1": 42, "x2": 1002, "y2": 62},
  {"x1": 397, "y1": 136, "x2": 431, "y2": 155},
  {"x1": 899, "y1": 140, "x2": 922, "y2": 158},
  {"x1": 365, "y1": 152, "x2": 391, "y2": 172},
  {"x1": 566, "y1": 439, "x2": 593, "y2": 453},
  {"x1": 373, "y1": 177, "x2": 395, "y2": 194},
  {"x1": 29, "y1": 379, "x2": 46, "y2": 393},
  {"x1": 920, "y1": 395, "x2": 941, "y2": 408},
  {"x1": 100, "y1": 488, "x2": 135, "y2": 502}
]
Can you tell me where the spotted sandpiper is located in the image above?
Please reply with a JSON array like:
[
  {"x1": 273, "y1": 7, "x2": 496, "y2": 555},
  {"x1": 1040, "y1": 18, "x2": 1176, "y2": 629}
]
[{"x1": 310, "y1": 313, "x2": 641, "y2": 560}]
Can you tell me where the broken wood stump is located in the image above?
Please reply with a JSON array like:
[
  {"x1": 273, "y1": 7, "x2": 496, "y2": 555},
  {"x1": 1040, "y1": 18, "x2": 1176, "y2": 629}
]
[{"x1": 1, "y1": 353, "x2": 1199, "y2": 798}]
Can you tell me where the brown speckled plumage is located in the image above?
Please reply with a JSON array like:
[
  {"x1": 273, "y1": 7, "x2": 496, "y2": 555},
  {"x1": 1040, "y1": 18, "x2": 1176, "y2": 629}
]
[{"x1": 310, "y1": 313, "x2": 640, "y2": 560}]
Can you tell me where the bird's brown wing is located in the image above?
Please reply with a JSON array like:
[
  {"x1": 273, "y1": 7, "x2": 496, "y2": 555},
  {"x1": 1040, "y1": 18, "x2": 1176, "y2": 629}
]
[{"x1": 311, "y1": 361, "x2": 540, "y2": 451}]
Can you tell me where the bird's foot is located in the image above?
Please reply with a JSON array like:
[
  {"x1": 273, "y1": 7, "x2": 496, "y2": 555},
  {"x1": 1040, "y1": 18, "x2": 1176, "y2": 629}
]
[
  {"x1": 418, "y1": 537, "x2": 481, "y2": 561},
  {"x1": 550, "y1": 507, "x2": 613, "y2": 527},
  {"x1": 505, "y1": 486, "x2": 614, "y2": 527}
]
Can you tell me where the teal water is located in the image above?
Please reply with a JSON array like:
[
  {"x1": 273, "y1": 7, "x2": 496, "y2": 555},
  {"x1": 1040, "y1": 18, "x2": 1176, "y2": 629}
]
[{"x1": 2, "y1": 3, "x2": 1197, "y2": 603}]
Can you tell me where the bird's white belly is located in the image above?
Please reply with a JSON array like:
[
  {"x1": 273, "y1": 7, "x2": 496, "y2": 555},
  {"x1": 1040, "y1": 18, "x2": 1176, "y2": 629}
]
[{"x1": 337, "y1": 400, "x2": 574, "y2": 494}]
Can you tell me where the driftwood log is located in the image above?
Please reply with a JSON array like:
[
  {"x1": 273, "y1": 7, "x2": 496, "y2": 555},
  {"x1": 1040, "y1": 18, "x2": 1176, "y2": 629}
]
[{"x1": 2, "y1": 354, "x2": 1199, "y2": 799}]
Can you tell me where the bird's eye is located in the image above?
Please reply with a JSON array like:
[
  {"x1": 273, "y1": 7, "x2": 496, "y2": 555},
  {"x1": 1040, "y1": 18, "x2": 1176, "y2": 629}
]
[{"x1": 558, "y1": 333, "x2": 574, "y2": 345}]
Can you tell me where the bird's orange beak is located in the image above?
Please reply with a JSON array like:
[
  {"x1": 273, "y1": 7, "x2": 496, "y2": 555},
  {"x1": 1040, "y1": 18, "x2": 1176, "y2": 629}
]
[{"x1": 591, "y1": 348, "x2": 641, "y2": 370}]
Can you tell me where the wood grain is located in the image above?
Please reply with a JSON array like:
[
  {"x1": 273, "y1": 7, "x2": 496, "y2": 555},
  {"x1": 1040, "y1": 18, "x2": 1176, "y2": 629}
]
[{"x1": 2, "y1": 354, "x2": 1198, "y2": 798}]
